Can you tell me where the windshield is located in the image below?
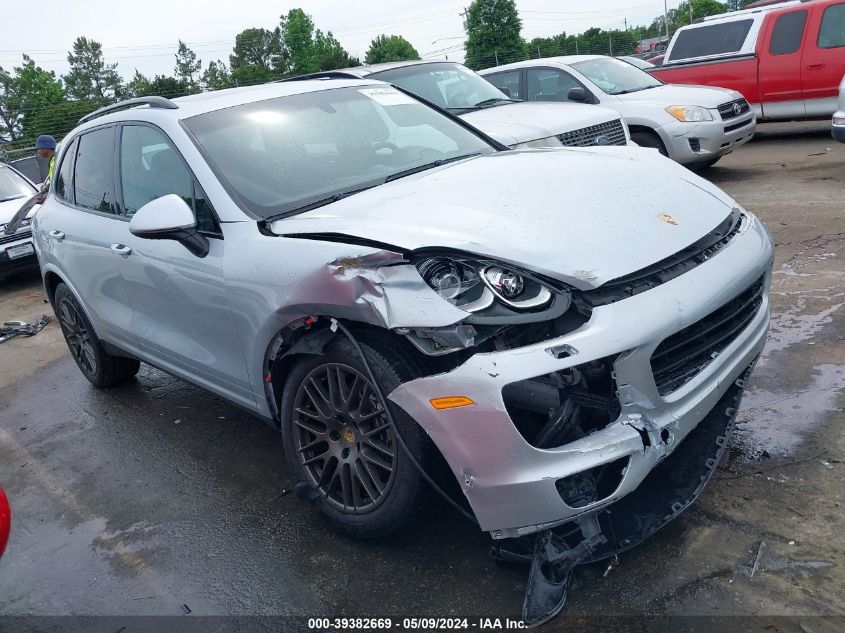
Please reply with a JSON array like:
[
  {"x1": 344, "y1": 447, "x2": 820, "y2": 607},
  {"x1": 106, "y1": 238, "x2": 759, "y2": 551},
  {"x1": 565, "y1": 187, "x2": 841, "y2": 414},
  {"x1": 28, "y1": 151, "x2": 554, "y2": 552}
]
[
  {"x1": 571, "y1": 58, "x2": 662, "y2": 95},
  {"x1": 183, "y1": 85, "x2": 495, "y2": 219},
  {"x1": 0, "y1": 166, "x2": 36, "y2": 203},
  {"x1": 370, "y1": 62, "x2": 513, "y2": 112}
]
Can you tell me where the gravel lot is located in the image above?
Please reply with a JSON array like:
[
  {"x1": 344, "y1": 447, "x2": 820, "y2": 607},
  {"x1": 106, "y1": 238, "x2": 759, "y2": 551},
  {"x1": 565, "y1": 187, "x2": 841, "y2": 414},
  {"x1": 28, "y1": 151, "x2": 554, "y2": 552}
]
[{"x1": 0, "y1": 122, "x2": 843, "y2": 631}]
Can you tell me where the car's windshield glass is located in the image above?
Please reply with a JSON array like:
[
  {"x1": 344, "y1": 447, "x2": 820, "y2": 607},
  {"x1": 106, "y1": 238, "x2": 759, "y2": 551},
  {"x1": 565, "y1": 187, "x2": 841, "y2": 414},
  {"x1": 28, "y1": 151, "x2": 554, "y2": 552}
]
[
  {"x1": 0, "y1": 167, "x2": 35, "y2": 202},
  {"x1": 183, "y1": 85, "x2": 494, "y2": 218},
  {"x1": 571, "y1": 58, "x2": 662, "y2": 95},
  {"x1": 370, "y1": 62, "x2": 513, "y2": 111}
]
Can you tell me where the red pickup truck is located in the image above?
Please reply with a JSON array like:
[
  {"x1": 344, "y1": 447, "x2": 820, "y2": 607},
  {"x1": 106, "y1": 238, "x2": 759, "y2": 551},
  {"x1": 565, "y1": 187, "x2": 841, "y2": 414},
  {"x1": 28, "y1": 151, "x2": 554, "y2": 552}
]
[{"x1": 651, "y1": 0, "x2": 845, "y2": 121}]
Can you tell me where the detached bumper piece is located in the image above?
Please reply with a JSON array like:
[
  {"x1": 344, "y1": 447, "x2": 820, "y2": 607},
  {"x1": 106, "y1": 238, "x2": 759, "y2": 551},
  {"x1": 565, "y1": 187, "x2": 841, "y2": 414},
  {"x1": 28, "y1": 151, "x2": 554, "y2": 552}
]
[{"x1": 492, "y1": 363, "x2": 753, "y2": 627}]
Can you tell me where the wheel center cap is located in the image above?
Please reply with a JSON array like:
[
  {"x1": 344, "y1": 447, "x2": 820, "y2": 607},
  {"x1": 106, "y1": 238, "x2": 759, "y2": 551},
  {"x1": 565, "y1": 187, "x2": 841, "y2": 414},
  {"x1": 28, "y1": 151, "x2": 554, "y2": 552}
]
[{"x1": 343, "y1": 427, "x2": 356, "y2": 444}]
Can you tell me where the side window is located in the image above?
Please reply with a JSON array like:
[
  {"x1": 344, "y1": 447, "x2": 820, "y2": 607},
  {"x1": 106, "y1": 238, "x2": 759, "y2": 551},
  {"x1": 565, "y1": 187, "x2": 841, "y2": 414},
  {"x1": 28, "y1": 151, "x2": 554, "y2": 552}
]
[
  {"x1": 120, "y1": 125, "x2": 220, "y2": 234},
  {"x1": 668, "y1": 19, "x2": 754, "y2": 61},
  {"x1": 770, "y1": 11, "x2": 807, "y2": 55},
  {"x1": 486, "y1": 71, "x2": 521, "y2": 99},
  {"x1": 74, "y1": 127, "x2": 117, "y2": 214},
  {"x1": 54, "y1": 137, "x2": 78, "y2": 203},
  {"x1": 818, "y1": 3, "x2": 845, "y2": 48},
  {"x1": 526, "y1": 68, "x2": 579, "y2": 102}
]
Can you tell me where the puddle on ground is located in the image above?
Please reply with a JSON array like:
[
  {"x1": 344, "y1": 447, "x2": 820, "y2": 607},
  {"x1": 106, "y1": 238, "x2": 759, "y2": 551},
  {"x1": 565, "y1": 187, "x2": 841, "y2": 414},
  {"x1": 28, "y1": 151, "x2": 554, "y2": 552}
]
[
  {"x1": 764, "y1": 296, "x2": 843, "y2": 355},
  {"x1": 734, "y1": 363, "x2": 845, "y2": 460}
]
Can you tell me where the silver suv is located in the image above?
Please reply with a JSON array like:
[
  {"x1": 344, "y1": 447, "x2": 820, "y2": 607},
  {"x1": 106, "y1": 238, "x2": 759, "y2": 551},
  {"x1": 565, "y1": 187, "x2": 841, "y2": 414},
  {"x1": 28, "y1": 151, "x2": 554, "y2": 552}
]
[{"x1": 35, "y1": 80, "x2": 772, "y2": 557}]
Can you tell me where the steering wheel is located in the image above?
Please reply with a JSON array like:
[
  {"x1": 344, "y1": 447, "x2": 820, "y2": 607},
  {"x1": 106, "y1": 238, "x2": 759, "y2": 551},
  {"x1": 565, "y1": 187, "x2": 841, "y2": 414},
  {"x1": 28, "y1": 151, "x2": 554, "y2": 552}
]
[{"x1": 373, "y1": 141, "x2": 400, "y2": 154}]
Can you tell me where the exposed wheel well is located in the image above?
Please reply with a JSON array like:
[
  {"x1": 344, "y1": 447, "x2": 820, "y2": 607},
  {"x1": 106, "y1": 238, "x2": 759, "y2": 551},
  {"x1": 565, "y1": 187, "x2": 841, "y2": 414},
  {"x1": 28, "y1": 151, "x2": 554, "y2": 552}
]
[{"x1": 43, "y1": 271, "x2": 64, "y2": 307}]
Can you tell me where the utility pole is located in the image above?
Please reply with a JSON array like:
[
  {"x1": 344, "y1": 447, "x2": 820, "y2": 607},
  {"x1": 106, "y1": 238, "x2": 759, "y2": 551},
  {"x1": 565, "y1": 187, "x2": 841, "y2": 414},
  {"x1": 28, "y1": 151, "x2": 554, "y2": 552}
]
[
  {"x1": 494, "y1": 50, "x2": 499, "y2": 65},
  {"x1": 575, "y1": 37, "x2": 579, "y2": 54},
  {"x1": 609, "y1": 34, "x2": 613, "y2": 55},
  {"x1": 664, "y1": 0, "x2": 670, "y2": 39},
  {"x1": 624, "y1": 17, "x2": 628, "y2": 30},
  {"x1": 689, "y1": 2, "x2": 694, "y2": 23},
  {"x1": 537, "y1": 43, "x2": 541, "y2": 58}
]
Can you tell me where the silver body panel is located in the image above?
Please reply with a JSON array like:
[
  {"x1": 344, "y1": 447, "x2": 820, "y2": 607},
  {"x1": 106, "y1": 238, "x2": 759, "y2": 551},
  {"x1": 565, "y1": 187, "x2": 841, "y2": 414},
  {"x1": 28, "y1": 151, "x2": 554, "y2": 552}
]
[{"x1": 34, "y1": 79, "x2": 774, "y2": 535}]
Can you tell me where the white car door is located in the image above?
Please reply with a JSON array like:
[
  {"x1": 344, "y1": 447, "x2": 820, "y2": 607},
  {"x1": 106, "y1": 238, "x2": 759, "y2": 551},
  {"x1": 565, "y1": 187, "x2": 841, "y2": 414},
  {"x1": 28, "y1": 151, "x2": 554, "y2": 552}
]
[{"x1": 113, "y1": 123, "x2": 255, "y2": 409}]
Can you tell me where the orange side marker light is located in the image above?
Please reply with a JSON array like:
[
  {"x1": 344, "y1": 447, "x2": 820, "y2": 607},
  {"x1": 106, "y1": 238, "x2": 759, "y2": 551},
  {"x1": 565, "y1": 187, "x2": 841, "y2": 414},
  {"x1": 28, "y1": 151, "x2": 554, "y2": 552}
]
[{"x1": 429, "y1": 396, "x2": 475, "y2": 410}]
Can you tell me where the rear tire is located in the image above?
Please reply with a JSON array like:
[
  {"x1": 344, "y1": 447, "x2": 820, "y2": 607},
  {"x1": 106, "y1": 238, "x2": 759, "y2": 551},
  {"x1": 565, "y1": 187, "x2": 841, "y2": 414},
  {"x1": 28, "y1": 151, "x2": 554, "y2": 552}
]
[
  {"x1": 280, "y1": 332, "x2": 432, "y2": 538},
  {"x1": 53, "y1": 283, "x2": 140, "y2": 388},
  {"x1": 631, "y1": 130, "x2": 668, "y2": 157}
]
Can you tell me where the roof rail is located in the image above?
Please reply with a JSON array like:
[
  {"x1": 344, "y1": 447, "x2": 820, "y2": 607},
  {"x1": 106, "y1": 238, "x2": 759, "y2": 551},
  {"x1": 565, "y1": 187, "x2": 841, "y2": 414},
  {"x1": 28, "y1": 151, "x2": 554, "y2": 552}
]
[
  {"x1": 78, "y1": 96, "x2": 179, "y2": 125},
  {"x1": 279, "y1": 71, "x2": 362, "y2": 82}
]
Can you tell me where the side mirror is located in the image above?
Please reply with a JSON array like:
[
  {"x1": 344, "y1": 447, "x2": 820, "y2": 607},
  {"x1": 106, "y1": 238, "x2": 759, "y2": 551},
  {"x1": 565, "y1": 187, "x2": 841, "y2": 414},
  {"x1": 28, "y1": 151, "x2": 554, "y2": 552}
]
[
  {"x1": 128, "y1": 194, "x2": 209, "y2": 258},
  {"x1": 499, "y1": 87, "x2": 512, "y2": 98},
  {"x1": 567, "y1": 86, "x2": 591, "y2": 103}
]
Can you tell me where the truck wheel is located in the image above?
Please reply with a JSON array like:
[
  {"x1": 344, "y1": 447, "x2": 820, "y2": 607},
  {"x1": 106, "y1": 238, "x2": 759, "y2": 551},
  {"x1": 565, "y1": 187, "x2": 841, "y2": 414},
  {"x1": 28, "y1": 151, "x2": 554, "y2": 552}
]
[
  {"x1": 631, "y1": 130, "x2": 668, "y2": 157},
  {"x1": 280, "y1": 333, "x2": 432, "y2": 538},
  {"x1": 54, "y1": 283, "x2": 140, "y2": 388}
]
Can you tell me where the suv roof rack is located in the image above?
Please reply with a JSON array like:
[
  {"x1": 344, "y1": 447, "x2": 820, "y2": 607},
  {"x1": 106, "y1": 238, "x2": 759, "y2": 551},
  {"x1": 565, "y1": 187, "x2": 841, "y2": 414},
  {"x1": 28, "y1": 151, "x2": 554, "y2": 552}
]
[
  {"x1": 78, "y1": 96, "x2": 179, "y2": 125},
  {"x1": 279, "y1": 71, "x2": 362, "y2": 82}
]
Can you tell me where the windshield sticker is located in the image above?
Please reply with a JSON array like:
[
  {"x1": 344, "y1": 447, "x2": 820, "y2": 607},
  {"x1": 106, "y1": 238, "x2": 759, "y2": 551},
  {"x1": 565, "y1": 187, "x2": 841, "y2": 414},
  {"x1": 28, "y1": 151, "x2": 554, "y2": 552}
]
[{"x1": 359, "y1": 87, "x2": 416, "y2": 106}]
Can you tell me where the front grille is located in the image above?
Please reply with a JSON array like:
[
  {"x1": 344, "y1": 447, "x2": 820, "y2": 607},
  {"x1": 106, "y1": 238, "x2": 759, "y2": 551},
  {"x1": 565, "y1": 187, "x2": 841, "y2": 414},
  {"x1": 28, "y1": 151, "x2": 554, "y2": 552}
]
[
  {"x1": 557, "y1": 119, "x2": 627, "y2": 147},
  {"x1": 0, "y1": 229, "x2": 32, "y2": 246},
  {"x1": 717, "y1": 99, "x2": 751, "y2": 121},
  {"x1": 724, "y1": 118, "x2": 753, "y2": 134},
  {"x1": 651, "y1": 275, "x2": 765, "y2": 396},
  {"x1": 582, "y1": 210, "x2": 745, "y2": 308}
]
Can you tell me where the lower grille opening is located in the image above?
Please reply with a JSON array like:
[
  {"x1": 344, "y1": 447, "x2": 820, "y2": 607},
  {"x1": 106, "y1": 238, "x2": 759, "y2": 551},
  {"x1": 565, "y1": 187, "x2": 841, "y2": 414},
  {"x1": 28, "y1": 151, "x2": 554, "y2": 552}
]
[
  {"x1": 556, "y1": 456, "x2": 629, "y2": 508},
  {"x1": 651, "y1": 275, "x2": 764, "y2": 396},
  {"x1": 502, "y1": 355, "x2": 620, "y2": 448},
  {"x1": 688, "y1": 138, "x2": 701, "y2": 152}
]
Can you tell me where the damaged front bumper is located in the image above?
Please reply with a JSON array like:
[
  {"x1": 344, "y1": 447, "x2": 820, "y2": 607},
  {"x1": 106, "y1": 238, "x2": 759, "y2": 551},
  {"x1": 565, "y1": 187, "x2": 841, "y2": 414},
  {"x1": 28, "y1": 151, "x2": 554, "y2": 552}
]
[{"x1": 388, "y1": 214, "x2": 773, "y2": 538}]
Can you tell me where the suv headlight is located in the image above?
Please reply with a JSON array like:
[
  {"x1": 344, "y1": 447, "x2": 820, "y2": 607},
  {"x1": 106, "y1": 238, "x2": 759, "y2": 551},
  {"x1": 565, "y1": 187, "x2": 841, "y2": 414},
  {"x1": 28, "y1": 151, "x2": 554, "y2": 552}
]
[
  {"x1": 512, "y1": 137, "x2": 563, "y2": 149},
  {"x1": 666, "y1": 105, "x2": 713, "y2": 122},
  {"x1": 415, "y1": 255, "x2": 568, "y2": 316}
]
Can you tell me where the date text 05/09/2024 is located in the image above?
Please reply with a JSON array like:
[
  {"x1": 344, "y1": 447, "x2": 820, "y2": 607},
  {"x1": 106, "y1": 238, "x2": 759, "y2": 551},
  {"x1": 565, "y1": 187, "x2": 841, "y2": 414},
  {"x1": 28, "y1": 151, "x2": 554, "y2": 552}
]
[{"x1": 307, "y1": 617, "x2": 526, "y2": 630}]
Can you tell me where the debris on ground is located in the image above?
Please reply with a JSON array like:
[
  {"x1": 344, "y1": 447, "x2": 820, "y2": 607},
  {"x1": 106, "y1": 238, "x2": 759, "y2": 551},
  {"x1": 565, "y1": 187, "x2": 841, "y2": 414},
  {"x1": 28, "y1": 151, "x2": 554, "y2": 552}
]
[{"x1": 0, "y1": 315, "x2": 51, "y2": 344}]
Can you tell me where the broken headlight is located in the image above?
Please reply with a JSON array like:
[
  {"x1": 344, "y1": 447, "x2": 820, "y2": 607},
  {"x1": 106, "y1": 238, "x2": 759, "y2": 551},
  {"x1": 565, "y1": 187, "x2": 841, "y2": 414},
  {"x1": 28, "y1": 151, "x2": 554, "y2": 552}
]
[{"x1": 415, "y1": 256, "x2": 565, "y2": 315}]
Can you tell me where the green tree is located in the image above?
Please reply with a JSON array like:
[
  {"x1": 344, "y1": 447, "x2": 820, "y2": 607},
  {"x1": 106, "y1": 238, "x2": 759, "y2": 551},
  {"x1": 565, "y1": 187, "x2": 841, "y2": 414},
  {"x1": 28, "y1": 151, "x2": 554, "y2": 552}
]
[
  {"x1": 314, "y1": 30, "x2": 358, "y2": 70},
  {"x1": 365, "y1": 35, "x2": 419, "y2": 64},
  {"x1": 64, "y1": 36, "x2": 124, "y2": 102},
  {"x1": 669, "y1": 0, "x2": 728, "y2": 30},
  {"x1": 126, "y1": 70, "x2": 153, "y2": 98},
  {"x1": 464, "y1": 0, "x2": 525, "y2": 70},
  {"x1": 0, "y1": 55, "x2": 65, "y2": 143},
  {"x1": 229, "y1": 27, "x2": 283, "y2": 86},
  {"x1": 174, "y1": 39, "x2": 201, "y2": 91},
  {"x1": 202, "y1": 59, "x2": 233, "y2": 90},
  {"x1": 22, "y1": 99, "x2": 100, "y2": 145},
  {"x1": 281, "y1": 8, "x2": 317, "y2": 75}
]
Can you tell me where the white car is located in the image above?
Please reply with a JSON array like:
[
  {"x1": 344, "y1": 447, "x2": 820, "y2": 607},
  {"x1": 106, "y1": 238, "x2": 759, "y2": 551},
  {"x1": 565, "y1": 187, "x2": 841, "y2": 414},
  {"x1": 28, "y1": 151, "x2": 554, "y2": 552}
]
[
  {"x1": 481, "y1": 55, "x2": 757, "y2": 169},
  {"x1": 833, "y1": 74, "x2": 845, "y2": 143},
  {"x1": 297, "y1": 60, "x2": 631, "y2": 149},
  {"x1": 0, "y1": 163, "x2": 39, "y2": 281}
]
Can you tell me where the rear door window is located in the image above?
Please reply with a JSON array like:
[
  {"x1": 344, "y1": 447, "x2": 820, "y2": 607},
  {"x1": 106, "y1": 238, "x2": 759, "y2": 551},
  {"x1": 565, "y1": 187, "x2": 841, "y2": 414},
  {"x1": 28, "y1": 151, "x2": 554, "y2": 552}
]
[
  {"x1": 818, "y1": 3, "x2": 845, "y2": 48},
  {"x1": 668, "y1": 19, "x2": 754, "y2": 61},
  {"x1": 54, "y1": 137, "x2": 78, "y2": 204},
  {"x1": 485, "y1": 70, "x2": 521, "y2": 99},
  {"x1": 770, "y1": 10, "x2": 808, "y2": 55},
  {"x1": 73, "y1": 127, "x2": 117, "y2": 214}
]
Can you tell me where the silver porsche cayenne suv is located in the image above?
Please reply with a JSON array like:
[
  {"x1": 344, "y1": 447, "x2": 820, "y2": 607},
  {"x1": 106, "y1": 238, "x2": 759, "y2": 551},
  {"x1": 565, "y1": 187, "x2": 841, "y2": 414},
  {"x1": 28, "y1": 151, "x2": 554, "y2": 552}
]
[{"x1": 33, "y1": 79, "x2": 773, "y2": 546}]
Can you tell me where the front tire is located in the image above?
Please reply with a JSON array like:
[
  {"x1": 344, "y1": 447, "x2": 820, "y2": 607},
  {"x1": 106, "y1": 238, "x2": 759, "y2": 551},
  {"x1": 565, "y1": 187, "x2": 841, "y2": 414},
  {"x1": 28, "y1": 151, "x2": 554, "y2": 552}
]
[
  {"x1": 54, "y1": 283, "x2": 140, "y2": 388},
  {"x1": 630, "y1": 130, "x2": 668, "y2": 157},
  {"x1": 280, "y1": 334, "x2": 432, "y2": 538}
]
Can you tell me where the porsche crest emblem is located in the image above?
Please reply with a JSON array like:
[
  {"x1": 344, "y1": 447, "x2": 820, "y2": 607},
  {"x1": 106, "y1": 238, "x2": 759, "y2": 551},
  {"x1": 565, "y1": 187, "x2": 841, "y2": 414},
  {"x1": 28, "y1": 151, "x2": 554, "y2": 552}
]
[{"x1": 658, "y1": 213, "x2": 679, "y2": 225}]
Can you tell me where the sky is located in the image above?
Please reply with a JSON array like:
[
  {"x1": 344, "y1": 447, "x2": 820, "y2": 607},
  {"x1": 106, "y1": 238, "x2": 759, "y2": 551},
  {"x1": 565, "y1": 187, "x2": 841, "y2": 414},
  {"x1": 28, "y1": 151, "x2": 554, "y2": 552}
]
[{"x1": 1, "y1": 0, "x2": 676, "y2": 80}]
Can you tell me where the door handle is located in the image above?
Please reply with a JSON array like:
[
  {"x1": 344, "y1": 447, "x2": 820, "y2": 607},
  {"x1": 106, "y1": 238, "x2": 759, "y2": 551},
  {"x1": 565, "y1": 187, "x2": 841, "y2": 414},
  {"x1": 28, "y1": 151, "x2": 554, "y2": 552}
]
[
  {"x1": 806, "y1": 63, "x2": 825, "y2": 70},
  {"x1": 49, "y1": 230, "x2": 65, "y2": 241},
  {"x1": 110, "y1": 243, "x2": 132, "y2": 256}
]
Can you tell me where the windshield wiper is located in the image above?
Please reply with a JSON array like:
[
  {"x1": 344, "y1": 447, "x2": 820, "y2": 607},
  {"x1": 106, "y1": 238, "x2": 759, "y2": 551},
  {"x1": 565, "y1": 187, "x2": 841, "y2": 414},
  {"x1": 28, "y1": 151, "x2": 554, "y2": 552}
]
[
  {"x1": 614, "y1": 87, "x2": 653, "y2": 95},
  {"x1": 384, "y1": 153, "x2": 481, "y2": 183},
  {"x1": 0, "y1": 195, "x2": 25, "y2": 204},
  {"x1": 472, "y1": 97, "x2": 519, "y2": 108},
  {"x1": 266, "y1": 184, "x2": 378, "y2": 222}
]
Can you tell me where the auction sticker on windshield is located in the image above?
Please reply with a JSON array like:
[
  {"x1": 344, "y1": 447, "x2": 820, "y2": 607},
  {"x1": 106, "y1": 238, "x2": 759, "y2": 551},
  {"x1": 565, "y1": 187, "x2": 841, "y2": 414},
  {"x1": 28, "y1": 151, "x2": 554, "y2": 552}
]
[{"x1": 359, "y1": 87, "x2": 416, "y2": 106}]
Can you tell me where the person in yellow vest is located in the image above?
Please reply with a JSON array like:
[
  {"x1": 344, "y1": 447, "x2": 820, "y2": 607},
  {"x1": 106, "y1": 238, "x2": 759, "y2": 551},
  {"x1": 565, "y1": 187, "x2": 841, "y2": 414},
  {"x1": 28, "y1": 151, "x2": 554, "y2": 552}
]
[{"x1": 34, "y1": 134, "x2": 57, "y2": 184}]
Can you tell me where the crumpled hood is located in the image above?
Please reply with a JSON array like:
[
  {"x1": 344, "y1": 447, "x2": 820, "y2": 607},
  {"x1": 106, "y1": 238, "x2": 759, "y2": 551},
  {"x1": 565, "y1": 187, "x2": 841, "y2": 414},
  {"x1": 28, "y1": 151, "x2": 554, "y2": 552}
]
[
  {"x1": 619, "y1": 84, "x2": 742, "y2": 108},
  {"x1": 271, "y1": 147, "x2": 736, "y2": 289},
  {"x1": 461, "y1": 102, "x2": 620, "y2": 146}
]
